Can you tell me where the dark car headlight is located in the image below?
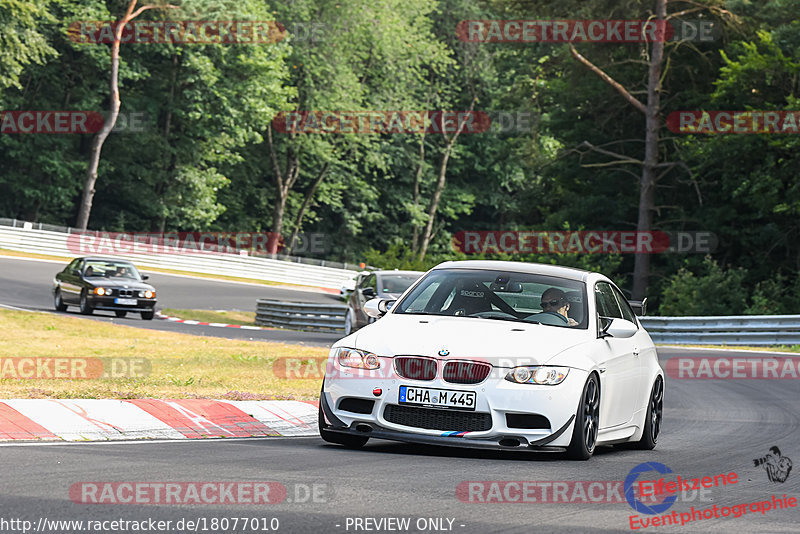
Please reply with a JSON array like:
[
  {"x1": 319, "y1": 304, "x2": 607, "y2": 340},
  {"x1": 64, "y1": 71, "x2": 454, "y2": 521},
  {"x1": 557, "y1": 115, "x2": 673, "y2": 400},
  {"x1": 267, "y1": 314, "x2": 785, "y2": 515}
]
[{"x1": 505, "y1": 366, "x2": 570, "y2": 385}]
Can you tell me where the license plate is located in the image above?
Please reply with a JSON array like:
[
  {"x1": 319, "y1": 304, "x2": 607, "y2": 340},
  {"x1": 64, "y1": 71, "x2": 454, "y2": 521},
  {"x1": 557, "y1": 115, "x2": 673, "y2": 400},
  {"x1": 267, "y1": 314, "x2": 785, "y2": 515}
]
[
  {"x1": 398, "y1": 386, "x2": 476, "y2": 411},
  {"x1": 115, "y1": 298, "x2": 137, "y2": 305}
]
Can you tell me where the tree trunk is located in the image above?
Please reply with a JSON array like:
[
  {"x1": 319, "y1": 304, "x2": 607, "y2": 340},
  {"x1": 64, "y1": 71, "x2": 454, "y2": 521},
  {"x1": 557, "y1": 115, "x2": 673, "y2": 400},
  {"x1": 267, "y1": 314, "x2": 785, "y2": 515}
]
[
  {"x1": 266, "y1": 125, "x2": 300, "y2": 253},
  {"x1": 632, "y1": 0, "x2": 666, "y2": 300},
  {"x1": 411, "y1": 133, "x2": 425, "y2": 254},
  {"x1": 568, "y1": 0, "x2": 668, "y2": 300},
  {"x1": 75, "y1": 1, "x2": 177, "y2": 230},
  {"x1": 419, "y1": 99, "x2": 475, "y2": 260},
  {"x1": 287, "y1": 162, "x2": 330, "y2": 255}
]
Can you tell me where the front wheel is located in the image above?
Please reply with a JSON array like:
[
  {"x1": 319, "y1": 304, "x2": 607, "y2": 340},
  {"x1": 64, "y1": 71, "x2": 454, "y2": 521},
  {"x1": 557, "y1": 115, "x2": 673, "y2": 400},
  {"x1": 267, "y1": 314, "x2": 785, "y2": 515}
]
[
  {"x1": 633, "y1": 376, "x2": 663, "y2": 450},
  {"x1": 54, "y1": 289, "x2": 67, "y2": 312},
  {"x1": 344, "y1": 310, "x2": 355, "y2": 336},
  {"x1": 141, "y1": 310, "x2": 155, "y2": 320},
  {"x1": 79, "y1": 291, "x2": 93, "y2": 315},
  {"x1": 566, "y1": 373, "x2": 600, "y2": 460},
  {"x1": 318, "y1": 397, "x2": 368, "y2": 448}
]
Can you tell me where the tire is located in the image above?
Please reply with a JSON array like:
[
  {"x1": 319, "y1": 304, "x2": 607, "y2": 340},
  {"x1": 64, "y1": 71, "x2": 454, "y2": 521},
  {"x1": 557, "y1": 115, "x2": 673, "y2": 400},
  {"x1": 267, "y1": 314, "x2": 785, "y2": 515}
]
[
  {"x1": 318, "y1": 394, "x2": 368, "y2": 449},
  {"x1": 344, "y1": 310, "x2": 355, "y2": 336},
  {"x1": 141, "y1": 310, "x2": 155, "y2": 320},
  {"x1": 115, "y1": 310, "x2": 127, "y2": 318},
  {"x1": 79, "y1": 291, "x2": 93, "y2": 315},
  {"x1": 566, "y1": 373, "x2": 600, "y2": 460},
  {"x1": 54, "y1": 289, "x2": 67, "y2": 312},
  {"x1": 633, "y1": 376, "x2": 663, "y2": 450}
]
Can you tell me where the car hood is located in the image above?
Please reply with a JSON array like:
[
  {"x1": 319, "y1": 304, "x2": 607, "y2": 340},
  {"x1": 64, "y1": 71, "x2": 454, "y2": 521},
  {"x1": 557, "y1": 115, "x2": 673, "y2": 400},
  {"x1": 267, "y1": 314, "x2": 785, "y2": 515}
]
[
  {"x1": 85, "y1": 279, "x2": 154, "y2": 290},
  {"x1": 346, "y1": 314, "x2": 593, "y2": 368}
]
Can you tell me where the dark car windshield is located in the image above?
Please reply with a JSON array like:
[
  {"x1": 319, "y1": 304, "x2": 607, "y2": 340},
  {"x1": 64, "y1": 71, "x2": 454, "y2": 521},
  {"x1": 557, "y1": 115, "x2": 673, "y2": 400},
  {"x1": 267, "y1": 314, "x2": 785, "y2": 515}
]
[
  {"x1": 83, "y1": 260, "x2": 142, "y2": 281},
  {"x1": 380, "y1": 274, "x2": 421, "y2": 295},
  {"x1": 394, "y1": 268, "x2": 588, "y2": 329}
]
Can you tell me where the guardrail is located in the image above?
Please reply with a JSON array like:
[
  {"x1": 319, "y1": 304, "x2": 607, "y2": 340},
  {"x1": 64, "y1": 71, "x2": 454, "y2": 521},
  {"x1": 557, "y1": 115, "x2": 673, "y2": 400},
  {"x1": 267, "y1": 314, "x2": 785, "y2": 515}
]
[
  {"x1": 251, "y1": 301, "x2": 800, "y2": 346},
  {"x1": 255, "y1": 299, "x2": 347, "y2": 333},
  {"x1": 0, "y1": 220, "x2": 358, "y2": 289},
  {"x1": 639, "y1": 315, "x2": 800, "y2": 346}
]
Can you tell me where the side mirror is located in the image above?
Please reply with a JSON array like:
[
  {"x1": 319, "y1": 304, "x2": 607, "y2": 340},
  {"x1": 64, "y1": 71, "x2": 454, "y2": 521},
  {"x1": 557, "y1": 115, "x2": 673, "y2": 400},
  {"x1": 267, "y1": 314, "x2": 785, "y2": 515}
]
[
  {"x1": 628, "y1": 297, "x2": 647, "y2": 316},
  {"x1": 364, "y1": 298, "x2": 396, "y2": 318},
  {"x1": 142, "y1": 275, "x2": 149, "y2": 280},
  {"x1": 362, "y1": 287, "x2": 376, "y2": 299},
  {"x1": 600, "y1": 317, "x2": 638, "y2": 339}
]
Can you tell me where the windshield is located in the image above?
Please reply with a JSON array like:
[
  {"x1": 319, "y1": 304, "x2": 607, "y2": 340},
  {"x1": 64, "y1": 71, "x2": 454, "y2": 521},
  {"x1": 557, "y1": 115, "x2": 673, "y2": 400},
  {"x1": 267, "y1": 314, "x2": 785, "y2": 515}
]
[
  {"x1": 394, "y1": 268, "x2": 588, "y2": 329},
  {"x1": 380, "y1": 274, "x2": 421, "y2": 294},
  {"x1": 83, "y1": 260, "x2": 142, "y2": 281}
]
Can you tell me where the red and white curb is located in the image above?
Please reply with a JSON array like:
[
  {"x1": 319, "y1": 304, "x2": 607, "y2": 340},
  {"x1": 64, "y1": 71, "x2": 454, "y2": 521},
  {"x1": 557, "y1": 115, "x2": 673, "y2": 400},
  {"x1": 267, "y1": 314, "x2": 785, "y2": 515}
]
[
  {"x1": 0, "y1": 399, "x2": 318, "y2": 441},
  {"x1": 156, "y1": 312, "x2": 269, "y2": 331}
]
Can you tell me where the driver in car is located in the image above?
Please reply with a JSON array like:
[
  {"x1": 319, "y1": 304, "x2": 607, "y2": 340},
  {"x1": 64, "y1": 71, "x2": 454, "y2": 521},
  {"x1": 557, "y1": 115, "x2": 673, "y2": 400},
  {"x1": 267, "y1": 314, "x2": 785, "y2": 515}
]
[{"x1": 540, "y1": 288, "x2": 579, "y2": 326}]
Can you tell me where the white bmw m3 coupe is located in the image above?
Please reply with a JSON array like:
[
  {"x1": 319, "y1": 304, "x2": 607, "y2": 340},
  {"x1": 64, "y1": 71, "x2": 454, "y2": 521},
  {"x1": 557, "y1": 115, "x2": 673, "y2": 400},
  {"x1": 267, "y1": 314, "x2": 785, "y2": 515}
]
[{"x1": 319, "y1": 260, "x2": 664, "y2": 460}]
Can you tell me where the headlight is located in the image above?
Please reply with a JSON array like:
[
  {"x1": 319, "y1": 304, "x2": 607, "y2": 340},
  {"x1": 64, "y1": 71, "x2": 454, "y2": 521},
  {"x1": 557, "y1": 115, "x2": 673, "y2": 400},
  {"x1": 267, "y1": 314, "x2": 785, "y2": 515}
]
[
  {"x1": 93, "y1": 287, "x2": 107, "y2": 296},
  {"x1": 144, "y1": 290, "x2": 155, "y2": 299},
  {"x1": 505, "y1": 366, "x2": 569, "y2": 385},
  {"x1": 333, "y1": 347, "x2": 381, "y2": 370}
]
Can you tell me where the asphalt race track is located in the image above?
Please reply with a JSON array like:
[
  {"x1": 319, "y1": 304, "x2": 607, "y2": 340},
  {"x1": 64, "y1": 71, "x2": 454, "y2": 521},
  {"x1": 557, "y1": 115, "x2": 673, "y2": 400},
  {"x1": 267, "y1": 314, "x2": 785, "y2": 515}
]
[
  {"x1": 1, "y1": 347, "x2": 799, "y2": 533},
  {"x1": 0, "y1": 256, "x2": 343, "y2": 346}
]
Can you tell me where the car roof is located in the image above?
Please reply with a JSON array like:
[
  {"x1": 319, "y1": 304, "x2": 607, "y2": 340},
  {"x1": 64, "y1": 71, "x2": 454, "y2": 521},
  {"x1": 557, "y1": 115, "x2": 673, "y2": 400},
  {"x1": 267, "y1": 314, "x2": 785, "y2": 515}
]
[
  {"x1": 375, "y1": 270, "x2": 424, "y2": 277},
  {"x1": 430, "y1": 260, "x2": 599, "y2": 282},
  {"x1": 75, "y1": 257, "x2": 137, "y2": 264}
]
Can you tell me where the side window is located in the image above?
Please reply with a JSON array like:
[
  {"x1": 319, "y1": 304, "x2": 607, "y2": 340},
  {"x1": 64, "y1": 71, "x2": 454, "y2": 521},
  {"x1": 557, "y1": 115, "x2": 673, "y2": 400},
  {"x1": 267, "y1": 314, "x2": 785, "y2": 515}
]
[
  {"x1": 367, "y1": 275, "x2": 377, "y2": 291},
  {"x1": 66, "y1": 259, "x2": 80, "y2": 272},
  {"x1": 611, "y1": 285, "x2": 638, "y2": 325},
  {"x1": 357, "y1": 274, "x2": 369, "y2": 289},
  {"x1": 595, "y1": 283, "x2": 623, "y2": 319}
]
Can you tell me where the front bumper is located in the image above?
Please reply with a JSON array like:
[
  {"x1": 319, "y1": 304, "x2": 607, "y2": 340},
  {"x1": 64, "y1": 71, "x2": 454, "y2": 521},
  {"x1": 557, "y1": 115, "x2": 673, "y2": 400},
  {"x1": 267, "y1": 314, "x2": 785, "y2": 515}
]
[
  {"x1": 87, "y1": 296, "x2": 156, "y2": 312},
  {"x1": 321, "y1": 360, "x2": 587, "y2": 450}
]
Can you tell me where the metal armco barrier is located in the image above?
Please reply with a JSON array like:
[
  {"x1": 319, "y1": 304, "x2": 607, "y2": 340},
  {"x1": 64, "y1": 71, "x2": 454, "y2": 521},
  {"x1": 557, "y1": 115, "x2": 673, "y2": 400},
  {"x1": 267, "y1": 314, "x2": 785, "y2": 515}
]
[
  {"x1": 0, "y1": 220, "x2": 357, "y2": 289},
  {"x1": 251, "y1": 302, "x2": 800, "y2": 346},
  {"x1": 639, "y1": 315, "x2": 800, "y2": 346},
  {"x1": 256, "y1": 299, "x2": 347, "y2": 333}
]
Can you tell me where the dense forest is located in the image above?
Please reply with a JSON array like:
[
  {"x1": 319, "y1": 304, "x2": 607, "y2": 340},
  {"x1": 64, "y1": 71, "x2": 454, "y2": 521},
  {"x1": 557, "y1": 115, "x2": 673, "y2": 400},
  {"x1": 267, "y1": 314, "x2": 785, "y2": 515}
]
[{"x1": 1, "y1": 0, "x2": 798, "y2": 315}]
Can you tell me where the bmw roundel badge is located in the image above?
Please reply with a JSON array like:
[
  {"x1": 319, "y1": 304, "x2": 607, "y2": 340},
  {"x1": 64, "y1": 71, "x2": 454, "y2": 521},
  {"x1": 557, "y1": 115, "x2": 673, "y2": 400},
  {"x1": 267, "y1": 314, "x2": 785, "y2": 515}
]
[{"x1": 438, "y1": 349, "x2": 450, "y2": 357}]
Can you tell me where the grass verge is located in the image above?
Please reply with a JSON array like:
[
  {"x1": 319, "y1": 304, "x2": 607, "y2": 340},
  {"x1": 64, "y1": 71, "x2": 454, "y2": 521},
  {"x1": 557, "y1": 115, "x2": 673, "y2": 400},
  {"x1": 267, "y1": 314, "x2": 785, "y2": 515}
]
[{"x1": 0, "y1": 309, "x2": 326, "y2": 399}]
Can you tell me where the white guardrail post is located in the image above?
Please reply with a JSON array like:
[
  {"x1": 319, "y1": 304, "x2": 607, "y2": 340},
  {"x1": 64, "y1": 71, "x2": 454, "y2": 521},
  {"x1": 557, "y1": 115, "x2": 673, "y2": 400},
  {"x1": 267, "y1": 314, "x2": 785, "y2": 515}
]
[{"x1": 0, "y1": 220, "x2": 357, "y2": 289}]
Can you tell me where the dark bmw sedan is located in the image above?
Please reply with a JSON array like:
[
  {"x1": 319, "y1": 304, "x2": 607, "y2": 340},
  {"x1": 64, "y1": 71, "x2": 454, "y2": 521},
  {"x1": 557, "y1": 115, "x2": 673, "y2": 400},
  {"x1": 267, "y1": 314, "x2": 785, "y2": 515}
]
[{"x1": 53, "y1": 257, "x2": 157, "y2": 319}]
